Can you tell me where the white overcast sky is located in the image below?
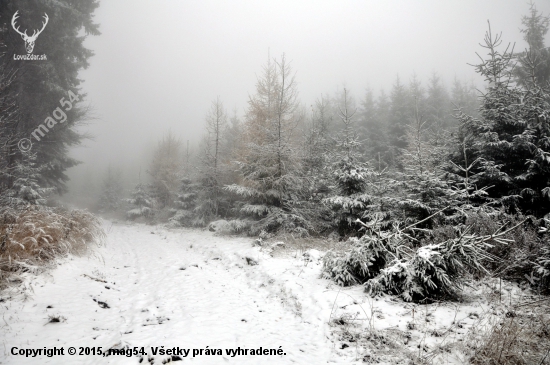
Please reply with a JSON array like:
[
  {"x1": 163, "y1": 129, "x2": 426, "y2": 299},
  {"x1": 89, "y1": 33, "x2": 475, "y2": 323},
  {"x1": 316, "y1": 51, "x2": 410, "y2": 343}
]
[{"x1": 69, "y1": 0, "x2": 550, "y2": 187}]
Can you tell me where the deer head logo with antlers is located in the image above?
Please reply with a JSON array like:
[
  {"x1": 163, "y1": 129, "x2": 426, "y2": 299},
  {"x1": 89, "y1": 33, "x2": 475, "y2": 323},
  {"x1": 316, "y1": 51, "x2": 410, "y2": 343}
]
[{"x1": 11, "y1": 11, "x2": 49, "y2": 54}]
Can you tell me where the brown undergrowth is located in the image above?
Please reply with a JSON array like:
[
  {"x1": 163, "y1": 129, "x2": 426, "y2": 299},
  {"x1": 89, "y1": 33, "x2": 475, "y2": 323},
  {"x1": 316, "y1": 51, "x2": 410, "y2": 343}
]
[
  {"x1": 0, "y1": 206, "x2": 105, "y2": 291},
  {"x1": 467, "y1": 299, "x2": 550, "y2": 365}
]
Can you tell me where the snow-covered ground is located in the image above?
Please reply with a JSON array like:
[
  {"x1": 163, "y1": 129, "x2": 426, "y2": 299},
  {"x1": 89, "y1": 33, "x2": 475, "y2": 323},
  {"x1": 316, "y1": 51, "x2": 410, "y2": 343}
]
[{"x1": 0, "y1": 221, "x2": 535, "y2": 364}]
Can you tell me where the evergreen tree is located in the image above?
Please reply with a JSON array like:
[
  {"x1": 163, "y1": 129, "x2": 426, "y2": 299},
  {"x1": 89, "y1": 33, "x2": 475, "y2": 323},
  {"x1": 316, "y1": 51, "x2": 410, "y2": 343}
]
[
  {"x1": 356, "y1": 87, "x2": 386, "y2": 160},
  {"x1": 324, "y1": 89, "x2": 375, "y2": 236},
  {"x1": 303, "y1": 95, "x2": 332, "y2": 178},
  {"x1": 299, "y1": 96, "x2": 335, "y2": 233},
  {"x1": 225, "y1": 54, "x2": 310, "y2": 235},
  {"x1": 373, "y1": 89, "x2": 392, "y2": 166},
  {"x1": 388, "y1": 75, "x2": 410, "y2": 163},
  {"x1": 98, "y1": 166, "x2": 123, "y2": 212},
  {"x1": 456, "y1": 23, "x2": 550, "y2": 216},
  {"x1": 148, "y1": 132, "x2": 182, "y2": 209},
  {"x1": 126, "y1": 183, "x2": 153, "y2": 220},
  {"x1": 2, "y1": 151, "x2": 51, "y2": 207},
  {"x1": 407, "y1": 73, "x2": 426, "y2": 120},
  {"x1": 514, "y1": 3, "x2": 550, "y2": 90},
  {"x1": 425, "y1": 72, "x2": 452, "y2": 130},
  {"x1": 223, "y1": 109, "x2": 243, "y2": 171},
  {"x1": 170, "y1": 177, "x2": 201, "y2": 227},
  {"x1": 451, "y1": 78, "x2": 479, "y2": 119},
  {"x1": 0, "y1": 0, "x2": 100, "y2": 194},
  {"x1": 396, "y1": 98, "x2": 454, "y2": 228},
  {"x1": 0, "y1": 54, "x2": 20, "y2": 199}
]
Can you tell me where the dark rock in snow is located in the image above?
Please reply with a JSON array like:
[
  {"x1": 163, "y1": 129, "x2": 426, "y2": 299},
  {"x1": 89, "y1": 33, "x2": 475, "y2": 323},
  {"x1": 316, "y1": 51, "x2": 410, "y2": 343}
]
[{"x1": 93, "y1": 298, "x2": 110, "y2": 308}]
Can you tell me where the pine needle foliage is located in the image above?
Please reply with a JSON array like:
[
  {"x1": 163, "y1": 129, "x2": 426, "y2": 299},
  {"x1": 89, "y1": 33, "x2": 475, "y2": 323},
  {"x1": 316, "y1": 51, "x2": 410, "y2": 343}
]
[
  {"x1": 365, "y1": 227, "x2": 495, "y2": 301},
  {"x1": 323, "y1": 205, "x2": 524, "y2": 301}
]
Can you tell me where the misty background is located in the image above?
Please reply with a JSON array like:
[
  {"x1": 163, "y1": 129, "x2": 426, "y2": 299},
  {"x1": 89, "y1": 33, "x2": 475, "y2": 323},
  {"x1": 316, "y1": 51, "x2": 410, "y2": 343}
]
[{"x1": 66, "y1": 0, "x2": 550, "y2": 203}]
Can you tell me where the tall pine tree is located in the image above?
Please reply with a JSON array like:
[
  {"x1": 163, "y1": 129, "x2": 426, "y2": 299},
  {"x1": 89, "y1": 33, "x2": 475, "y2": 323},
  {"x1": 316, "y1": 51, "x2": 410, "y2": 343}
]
[
  {"x1": 456, "y1": 23, "x2": 550, "y2": 216},
  {"x1": 514, "y1": 3, "x2": 550, "y2": 90},
  {"x1": 0, "y1": 0, "x2": 100, "y2": 195}
]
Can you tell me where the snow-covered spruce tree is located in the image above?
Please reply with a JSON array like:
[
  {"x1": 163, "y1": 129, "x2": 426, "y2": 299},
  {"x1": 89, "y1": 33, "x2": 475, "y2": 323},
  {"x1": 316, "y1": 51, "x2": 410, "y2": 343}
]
[
  {"x1": 456, "y1": 23, "x2": 550, "y2": 217},
  {"x1": 451, "y1": 78, "x2": 480, "y2": 120},
  {"x1": 323, "y1": 88, "x2": 375, "y2": 236},
  {"x1": 323, "y1": 206, "x2": 522, "y2": 300},
  {"x1": 365, "y1": 220, "x2": 523, "y2": 302},
  {"x1": 170, "y1": 177, "x2": 201, "y2": 227},
  {"x1": 300, "y1": 96, "x2": 335, "y2": 233},
  {"x1": 392, "y1": 97, "x2": 456, "y2": 229},
  {"x1": 1, "y1": 0, "x2": 99, "y2": 195},
  {"x1": 535, "y1": 231, "x2": 550, "y2": 293},
  {"x1": 220, "y1": 109, "x2": 243, "y2": 187},
  {"x1": 126, "y1": 183, "x2": 153, "y2": 220},
  {"x1": 322, "y1": 96, "x2": 504, "y2": 295},
  {"x1": 98, "y1": 165, "x2": 123, "y2": 212},
  {"x1": 224, "y1": 54, "x2": 310, "y2": 236},
  {"x1": 371, "y1": 90, "x2": 393, "y2": 166},
  {"x1": 357, "y1": 88, "x2": 392, "y2": 165},
  {"x1": 2, "y1": 151, "x2": 51, "y2": 207},
  {"x1": 425, "y1": 72, "x2": 453, "y2": 130},
  {"x1": 387, "y1": 75, "x2": 412, "y2": 165},
  {"x1": 148, "y1": 132, "x2": 183, "y2": 209},
  {"x1": 322, "y1": 216, "x2": 402, "y2": 286},
  {"x1": 406, "y1": 74, "x2": 426, "y2": 124},
  {"x1": 303, "y1": 96, "x2": 333, "y2": 179},
  {"x1": 324, "y1": 82, "x2": 494, "y2": 294},
  {"x1": 445, "y1": 128, "x2": 494, "y2": 217},
  {"x1": 0, "y1": 58, "x2": 20, "y2": 204},
  {"x1": 513, "y1": 3, "x2": 550, "y2": 90}
]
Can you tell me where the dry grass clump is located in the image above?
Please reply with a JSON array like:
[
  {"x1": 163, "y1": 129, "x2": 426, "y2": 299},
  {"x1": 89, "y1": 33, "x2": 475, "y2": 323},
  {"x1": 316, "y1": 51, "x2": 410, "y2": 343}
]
[
  {"x1": 0, "y1": 206, "x2": 105, "y2": 290},
  {"x1": 468, "y1": 303, "x2": 550, "y2": 365}
]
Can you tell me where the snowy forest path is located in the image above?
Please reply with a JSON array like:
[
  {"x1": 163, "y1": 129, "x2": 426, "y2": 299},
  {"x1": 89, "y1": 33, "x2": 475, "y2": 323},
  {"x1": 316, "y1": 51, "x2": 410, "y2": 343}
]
[{"x1": 0, "y1": 222, "x2": 342, "y2": 365}]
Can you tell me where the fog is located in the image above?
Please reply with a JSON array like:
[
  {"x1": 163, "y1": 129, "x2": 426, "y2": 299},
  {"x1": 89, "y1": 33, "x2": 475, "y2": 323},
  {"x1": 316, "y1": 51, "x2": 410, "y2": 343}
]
[{"x1": 66, "y1": 0, "x2": 550, "y2": 200}]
